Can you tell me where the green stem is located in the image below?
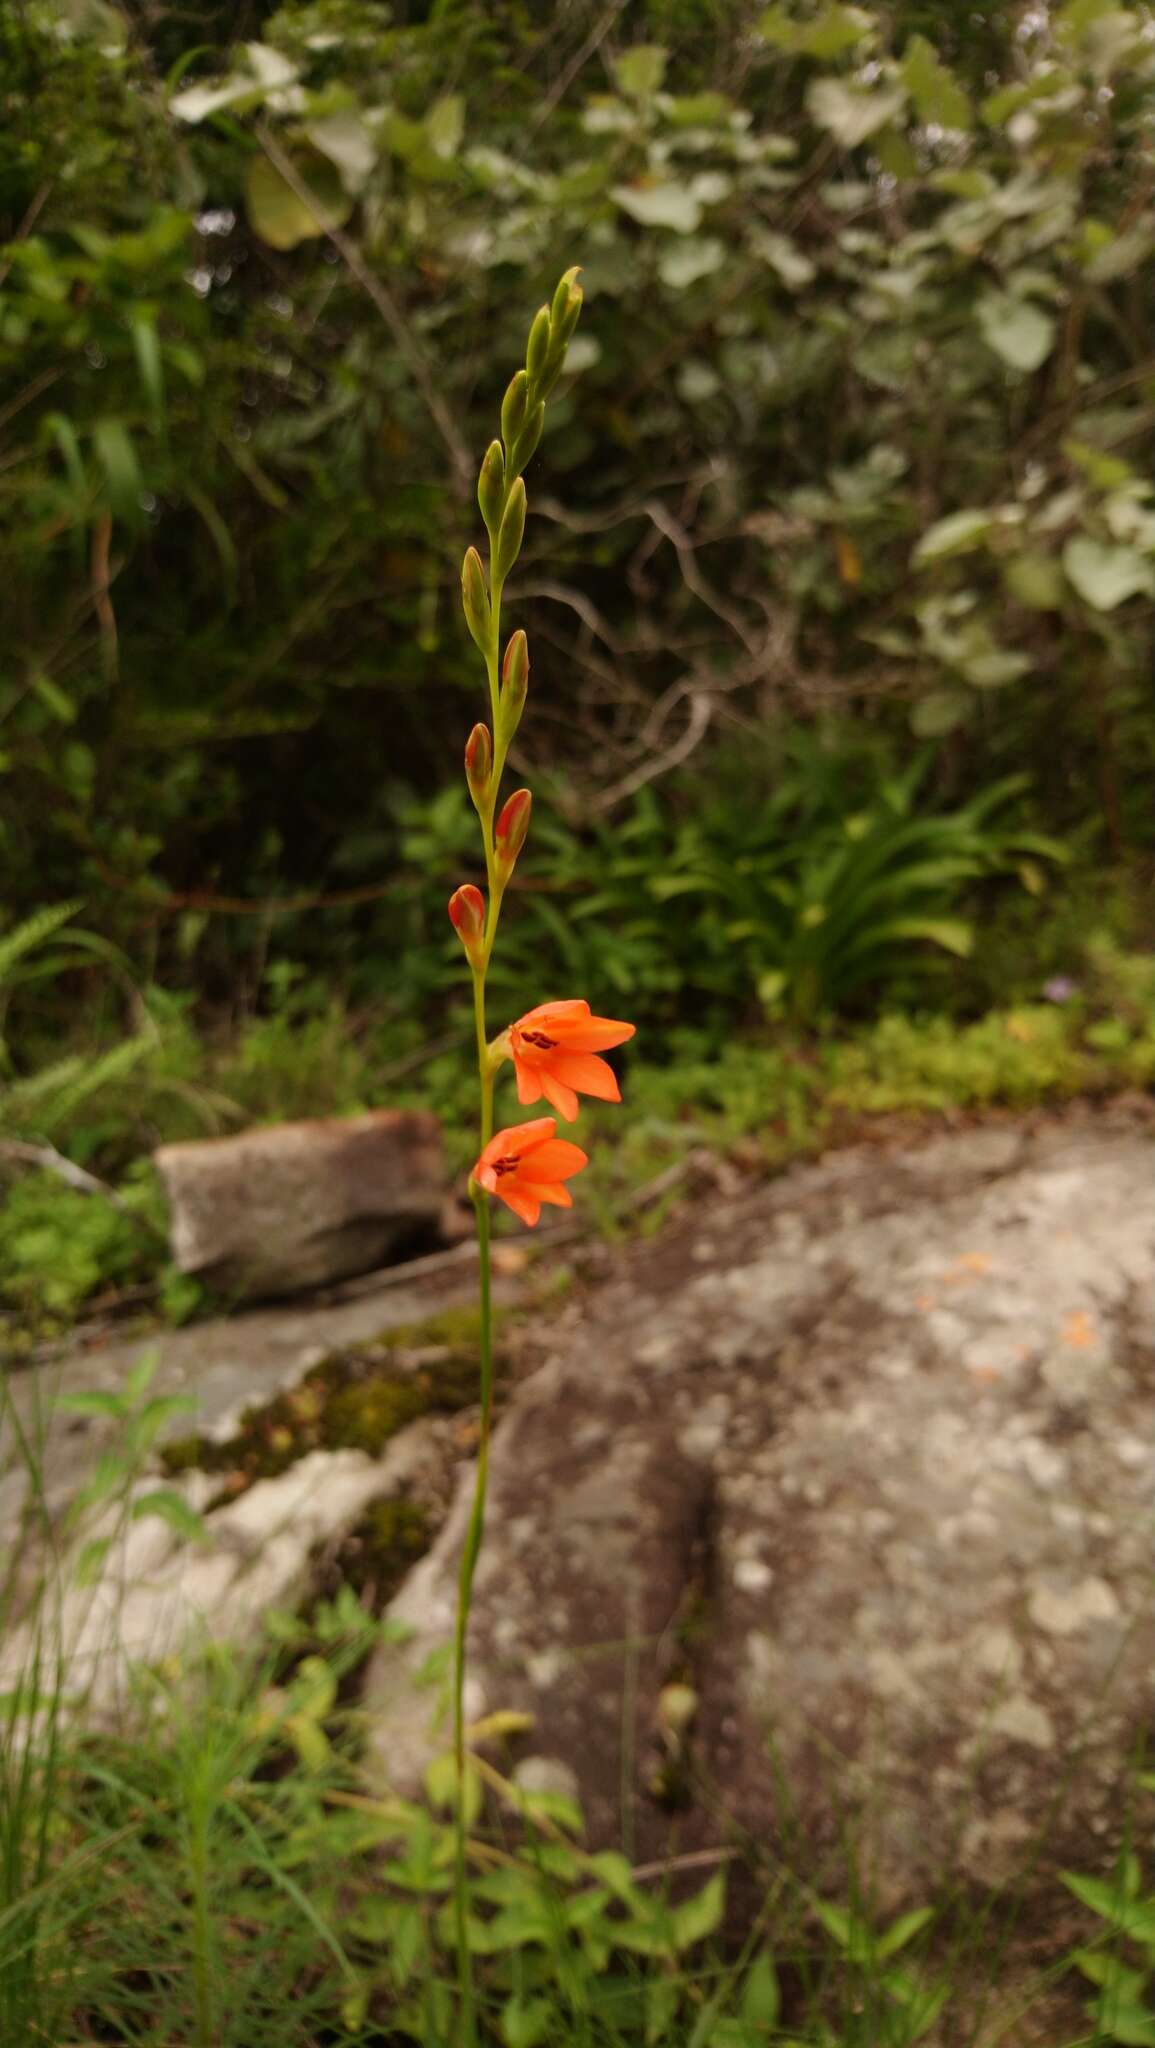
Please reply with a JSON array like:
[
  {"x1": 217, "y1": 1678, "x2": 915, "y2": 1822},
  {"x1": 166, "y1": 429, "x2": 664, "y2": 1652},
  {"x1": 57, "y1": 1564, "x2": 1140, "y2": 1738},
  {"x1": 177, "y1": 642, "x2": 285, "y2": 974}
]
[{"x1": 453, "y1": 505, "x2": 510, "y2": 2047}]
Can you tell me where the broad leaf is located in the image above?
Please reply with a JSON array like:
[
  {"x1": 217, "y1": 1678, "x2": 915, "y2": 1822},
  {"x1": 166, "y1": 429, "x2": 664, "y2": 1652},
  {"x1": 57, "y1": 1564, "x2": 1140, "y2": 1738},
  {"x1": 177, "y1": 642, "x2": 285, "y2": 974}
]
[
  {"x1": 914, "y1": 509, "x2": 992, "y2": 563},
  {"x1": 977, "y1": 293, "x2": 1055, "y2": 372},
  {"x1": 612, "y1": 180, "x2": 702, "y2": 232},
  {"x1": 612, "y1": 45, "x2": 668, "y2": 98},
  {"x1": 807, "y1": 76, "x2": 906, "y2": 147},
  {"x1": 1063, "y1": 536, "x2": 1155, "y2": 610},
  {"x1": 902, "y1": 36, "x2": 972, "y2": 129},
  {"x1": 245, "y1": 150, "x2": 353, "y2": 250}
]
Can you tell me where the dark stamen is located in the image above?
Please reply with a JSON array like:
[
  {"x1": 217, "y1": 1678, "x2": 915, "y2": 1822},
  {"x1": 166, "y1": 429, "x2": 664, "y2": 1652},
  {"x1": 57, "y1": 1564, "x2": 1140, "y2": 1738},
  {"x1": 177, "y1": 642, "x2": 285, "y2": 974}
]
[
  {"x1": 520, "y1": 1029, "x2": 557, "y2": 1050},
  {"x1": 493, "y1": 1156, "x2": 519, "y2": 1177}
]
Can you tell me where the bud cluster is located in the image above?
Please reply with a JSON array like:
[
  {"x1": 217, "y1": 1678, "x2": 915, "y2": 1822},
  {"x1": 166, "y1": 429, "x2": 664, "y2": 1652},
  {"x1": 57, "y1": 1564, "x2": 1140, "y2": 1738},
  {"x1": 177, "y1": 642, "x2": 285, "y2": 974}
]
[{"x1": 448, "y1": 269, "x2": 584, "y2": 965}]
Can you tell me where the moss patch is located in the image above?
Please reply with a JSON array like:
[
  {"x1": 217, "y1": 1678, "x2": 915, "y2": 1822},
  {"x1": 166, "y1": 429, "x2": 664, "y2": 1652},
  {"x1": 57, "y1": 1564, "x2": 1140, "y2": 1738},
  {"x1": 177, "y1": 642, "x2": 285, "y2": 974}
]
[
  {"x1": 316, "y1": 1496, "x2": 433, "y2": 1617},
  {"x1": 162, "y1": 1306, "x2": 502, "y2": 1492}
]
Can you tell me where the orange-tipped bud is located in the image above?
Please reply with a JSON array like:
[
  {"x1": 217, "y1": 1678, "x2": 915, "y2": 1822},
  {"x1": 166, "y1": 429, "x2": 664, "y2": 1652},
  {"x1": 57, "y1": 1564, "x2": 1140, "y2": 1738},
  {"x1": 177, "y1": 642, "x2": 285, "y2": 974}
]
[
  {"x1": 500, "y1": 631, "x2": 529, "y2": 737},
  {"x1": 464, "y1": 723, "x2": 493, "y2": 808},
  {"x1": 448, "y1": 883, "x2": 486, "y2": 963},
  {"x1": 494, "y1": 787, "x2": 532, "y2": 878},
  {"x1": 461, "y1": 546, "x2": 490, "y2": 654}
]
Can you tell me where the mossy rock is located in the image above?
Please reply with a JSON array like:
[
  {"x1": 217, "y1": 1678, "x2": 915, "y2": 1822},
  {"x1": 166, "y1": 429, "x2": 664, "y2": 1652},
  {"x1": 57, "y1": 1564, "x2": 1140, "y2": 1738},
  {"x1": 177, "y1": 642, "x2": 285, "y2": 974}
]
[{"x1": 162, "y1": 1305, "x2": 503, "y2": 1490}]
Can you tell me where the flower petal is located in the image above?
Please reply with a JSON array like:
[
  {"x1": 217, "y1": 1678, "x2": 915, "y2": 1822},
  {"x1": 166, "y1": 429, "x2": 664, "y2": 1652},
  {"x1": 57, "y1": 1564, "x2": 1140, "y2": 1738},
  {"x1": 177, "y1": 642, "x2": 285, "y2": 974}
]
[
  {"x1": 550, "y1": 1051, "x2": 621, "y2": 1102},
  {"x1": 513, "y1": 1056, "x2": 544, "y2": 1107},
  {"x1": 553, "y1": 1017, "x2": 636, "y2": 1053},
  {"x1": 517, "y1": 1000, "x2": 591, "y2": 1030},
  {"x1": 497, "y1": 1183, "x2": 542, "y2": 1227},
  {"x1": 478, "y1": 1117, "x2": 555, "y2": 1171},
  {"x1": 540, "y1": 1071, "x2": 580, "y2": 1122},
  {"x1": 535, "y1": 1182, "x2": 574, "y2": 1208},
  {"x1": 518, "y1": 1138, "x2": 588, "y2": 1184}
]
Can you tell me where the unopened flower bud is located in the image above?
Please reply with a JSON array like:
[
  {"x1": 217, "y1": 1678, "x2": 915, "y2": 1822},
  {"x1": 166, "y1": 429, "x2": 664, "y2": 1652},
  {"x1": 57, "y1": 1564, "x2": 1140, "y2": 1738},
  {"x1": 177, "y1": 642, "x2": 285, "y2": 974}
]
[
  {"x1": 500, "y1": 631, "x2": 529, "y2": 736},
  {"x1": 501, "y1": 370, "x2": 528, "y2": 453},
  {"x1": 550, "y1": 266, "x2": 583, "y2": 345},
  {"x1": 525, "y1": 305, "x2": 551, "y2": 385},
  {"x1": 461, "y1": 546, "x2": 490, "y2": 654},
  {"x1": 477, "y1": 440, "x2": 505, "y2": 536},
  {"x1": 494, "y1": 788, "x2": 532, "y2": 877},
  {"x1": 448, "y1": 883, "x2": 486, "y2": 963},
  {"x1": 464, "y1": 722, "x2": 492, "y2": 808},
  {"x1": 511, "y1": 400, "x2": 545, "y2": 476},
  {"x1": 493, "y1": 478, "x2": 526, "y2": 585}
]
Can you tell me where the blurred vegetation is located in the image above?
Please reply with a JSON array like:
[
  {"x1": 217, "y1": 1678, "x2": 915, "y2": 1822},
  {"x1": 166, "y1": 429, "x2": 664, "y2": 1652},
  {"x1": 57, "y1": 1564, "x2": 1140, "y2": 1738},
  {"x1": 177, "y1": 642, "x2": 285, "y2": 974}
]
[{"x1": 3, "y1": 0, "x2": 1155, "y2": 1317}]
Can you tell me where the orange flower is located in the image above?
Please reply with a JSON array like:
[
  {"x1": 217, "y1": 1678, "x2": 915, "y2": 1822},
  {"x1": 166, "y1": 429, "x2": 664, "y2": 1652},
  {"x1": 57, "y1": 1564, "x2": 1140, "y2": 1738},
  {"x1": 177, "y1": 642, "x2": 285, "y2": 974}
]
[
  {"x1": 474, "y1": 1117, "x2": 588, "y2": 1228},
  {"x1": 509, "y1": 999, "x2": 636, "y2": 1122}
]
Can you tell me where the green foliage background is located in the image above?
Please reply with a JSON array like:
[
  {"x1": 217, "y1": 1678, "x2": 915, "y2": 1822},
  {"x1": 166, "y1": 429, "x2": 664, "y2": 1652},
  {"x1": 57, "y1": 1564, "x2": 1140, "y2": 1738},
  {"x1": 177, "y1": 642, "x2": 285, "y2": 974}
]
[{"x1": 2, "y1": 0, "x2": 1154, "y2": 1055}]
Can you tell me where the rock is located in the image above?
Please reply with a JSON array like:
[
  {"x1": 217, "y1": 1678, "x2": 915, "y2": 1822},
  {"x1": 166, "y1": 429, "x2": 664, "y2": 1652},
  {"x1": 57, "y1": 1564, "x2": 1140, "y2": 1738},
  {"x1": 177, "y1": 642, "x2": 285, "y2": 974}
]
[
  {"x1": 155, "y1": 1111, "x2": 445, "y2": 1300},
  {"x1": 363, "y1": 1112, "x2": 1155, "y2": 1905},
  {"x1": 0, "y1": 1430, "x2": 443, "y2": 1728}
]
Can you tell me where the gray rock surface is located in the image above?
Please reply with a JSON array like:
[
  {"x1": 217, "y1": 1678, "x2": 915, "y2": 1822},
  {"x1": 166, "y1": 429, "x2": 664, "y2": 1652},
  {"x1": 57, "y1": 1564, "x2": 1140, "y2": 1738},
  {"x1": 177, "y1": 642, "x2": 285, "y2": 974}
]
[
  {"x1": 0, "y1": 1430, "x2": 442, "y2": 1725},
  {"x1": 2, "y1": 1251, "x2": 493, "y2": 1550},
  {"x1": 155, "y1": 1110, "x2": 445, "y2": 1300},
  {"x1": 365, "y1": 1110, "x2": 1155, "y2": 1902}
]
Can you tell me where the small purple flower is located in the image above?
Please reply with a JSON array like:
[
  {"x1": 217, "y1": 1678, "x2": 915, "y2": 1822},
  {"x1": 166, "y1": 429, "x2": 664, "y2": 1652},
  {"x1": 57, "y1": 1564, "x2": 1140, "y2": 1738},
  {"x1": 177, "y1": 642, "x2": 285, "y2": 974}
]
[{"x1": 1043, "y1": 975, "x2": 1078, "y2": 1004}]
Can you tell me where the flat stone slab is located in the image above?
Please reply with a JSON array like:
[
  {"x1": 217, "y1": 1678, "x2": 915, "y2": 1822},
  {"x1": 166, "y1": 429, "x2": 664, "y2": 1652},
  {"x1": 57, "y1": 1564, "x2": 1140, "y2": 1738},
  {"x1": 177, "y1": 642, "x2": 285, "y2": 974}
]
[{"x1": 365, "y1": 1109, "x2": 1155, "y2": 1906}]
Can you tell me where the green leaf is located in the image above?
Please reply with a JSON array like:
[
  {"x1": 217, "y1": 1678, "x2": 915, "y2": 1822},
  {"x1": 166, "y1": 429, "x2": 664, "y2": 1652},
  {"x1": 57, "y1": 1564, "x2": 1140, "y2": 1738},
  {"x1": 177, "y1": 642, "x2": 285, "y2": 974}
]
[
  {"x1": 131, "y1": 314, "x2": 165, "y2": 429},
  {"x1": 501, "y1": 1994, "x2": 553, "y2": 2048},
  {"x1": 426, "y1": 94, "x2": 464, "y2": 160},
  {"x1": 305, "y1": 113, "x2": 378, "y2": 193},
  {"x1": 659, "y1": 237, "x2": 727, "y2": 290},
  {"x1": 244, "y1": 150, "x2": 353, "y2": 251},
  {"x1": 866, "y1": 916, "x2": 973, "y2": 957},
  {"x1": 93, "y1": 419, "x2": 142, "y2": 520},
  {"x1": 742, "y1": 1950, "x2": 781, "y2": 2025},
  {"x1": 901, "y1": 36, "x2": 972, "y2": 129},
  {"x1": 914, "y1": 509, "x2": 992, "y2": 563},
  {"x1": 1063, "y1": 537, "x2": 1155, "y2": 611},
  {"x1": 876, "y1": 1905, "x2": 934, "y2": 1958},
  {"x1": 962, "y1": 648, "x2": 1032, "y2": 689},
  {"x1": 977, "y1": 294, "x2": 1055, "y2": 373},
  {"x1": 806, "y1": 77, "x2": 906, "y2": 147},
  {"x1": 170, "y1": 72, "x2": 258, "y2": 124},
  {"x1": 758, "y1": 230, "x2": 816, "y2": 289},
  {"x1": 1004, "y1": 552, "x2": 1064, "y2": 609},
  {"x1": 612, "y1": 45, "x2": 668, "y2": 98},
  {"x1": 761, "y1": 4, "x2": 874, "y2": 59},
  {"x1": 57, "y1": 1390, "x2": 125, "y2": 1420},
  {"x1": 612, "y1": 180, "x2": 703, "y2": 232},
  {"x1": 32, "y1": 674, "x2": 77, "y2": 723},
  {"x1": 130, "y1": 1489, "x2": 208, "y2": 1544},
  {"x1": 423, "y1": 1751, "x2": 482, "y2": 1826},
  {"x1": 671, "y1": 1871, "x2": 726, "y2": 1952}
]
